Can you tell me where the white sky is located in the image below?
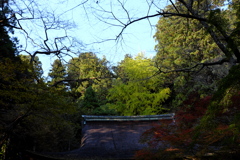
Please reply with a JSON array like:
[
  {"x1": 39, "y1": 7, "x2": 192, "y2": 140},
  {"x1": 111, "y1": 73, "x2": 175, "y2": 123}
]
[{"x1": 13, "y1": 0, "x2": 169, "y2": 77}]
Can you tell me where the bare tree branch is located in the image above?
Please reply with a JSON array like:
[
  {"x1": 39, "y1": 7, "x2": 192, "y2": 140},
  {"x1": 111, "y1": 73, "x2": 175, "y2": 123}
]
[
  {"x1": 5, "y1": 0, "x2": 86, "y2": 67},
  {"x1": 107, "y1": 0, "x2": 239, "y2": 64},
  {"x1": 114, "y1": 8, "x2": 207, "y2": 40},
  {"x1": 50, "y1": 76, "x2": 117, "y2": 87},
  {"x1": 157, "y1": 58, "x2": 232, "y2": 74},
  {"x1": 169, "y1": 0, "x2": 179, "y2": 13},
  {"x1": 116, "y1": 13, "x2": 160, "y2": 40}
]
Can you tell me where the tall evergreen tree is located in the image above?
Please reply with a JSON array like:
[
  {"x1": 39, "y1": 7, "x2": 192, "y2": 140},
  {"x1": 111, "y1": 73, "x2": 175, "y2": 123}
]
[
  {"x1": 48, "y1": 59, "x2": 67, "y2": 90},
  {"x1": 20, "y1": 55, "x2": 43, "y2": 80},
  {"x1": 67, "y1": 52, "x2": 112, "y2": 104},
  {"x1": 154, "y1": 2, "x2": 230, "y2": 107},
  {"x1": 81, "y1": 86, "x2": 100, "y2": 114},
  {"x1": 0, "y1": 0, "x2": 18, "y2": 60}
]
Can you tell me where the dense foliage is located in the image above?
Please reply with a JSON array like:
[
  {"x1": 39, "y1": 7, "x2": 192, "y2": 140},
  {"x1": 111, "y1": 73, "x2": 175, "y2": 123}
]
[
  {"x1": 153, "y1": 1, "x2": 231, "y2": 107},
  {"x1": 107, "y1": 54, "x2": 171, "y2": 115}
]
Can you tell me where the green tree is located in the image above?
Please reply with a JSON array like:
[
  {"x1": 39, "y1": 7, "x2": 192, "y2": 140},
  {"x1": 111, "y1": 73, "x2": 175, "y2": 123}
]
[
  {"x1": 81, "y1": 86, "x2": 100, "y2": 114},
  {"x1": 0, "y1": 58, "x2": 78, "y2": 158},
  {"x1": 67, "y1": 52, "x2": 113, "y2": 109},
  {"x1": 1, "y1": 1, "x2": 23, "y2": 156},
  {"x1": 153, "y1": 2, "x2": 230, "y2": 107},
  {"x1": 107, "y1": 54, "x2": 171, "y2": 116},
  {"x1": 0, "y1": 2, "x2": 79, "y2": 158},
  {"x1": 48, "y1": 59, "x2": 67, "y2": 91},
  {"x1": 0, "y1": 0, "x2": 18, "y2": 60},
  {"x1": 19, "y1": 55, "x2": 43, "y2": 80}
]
